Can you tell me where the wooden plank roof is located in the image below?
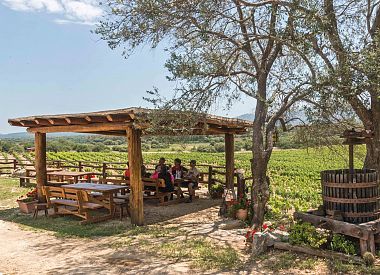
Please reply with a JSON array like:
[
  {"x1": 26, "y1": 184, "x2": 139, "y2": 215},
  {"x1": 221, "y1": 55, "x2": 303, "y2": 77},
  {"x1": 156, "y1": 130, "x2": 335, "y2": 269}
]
[{"x1": 8, "y1": 107, "x2": 252, "y2": 136}]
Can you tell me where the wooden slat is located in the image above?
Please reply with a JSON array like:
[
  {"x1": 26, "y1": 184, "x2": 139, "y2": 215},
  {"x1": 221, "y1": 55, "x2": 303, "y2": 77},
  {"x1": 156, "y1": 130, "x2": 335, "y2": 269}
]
[
  {"x1": 85, "y1": 115, "x2": 109, "y2": 123},
  {"x1": 64, "y1": 117, "x2": 88, "y2": 125},
  {"x1": 27, "y1": 122, "x2": 133, "y2": 134},
  {"x1": 106, "y1": 114, "x2": 132, "y2": 122},
  {"x1": 48, "y1": 118, "x2": 70, "y2": 126}
]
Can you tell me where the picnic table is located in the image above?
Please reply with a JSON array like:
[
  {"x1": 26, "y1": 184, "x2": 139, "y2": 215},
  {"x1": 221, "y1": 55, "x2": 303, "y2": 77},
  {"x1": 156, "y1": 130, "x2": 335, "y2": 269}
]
[
  {"x1": 61, "y1": 183, "x2": 128, "y2": 221},
  {"x1": 47, "y1": 171, "x2": 94, "y2": 183},
  {"x1": 25, "y1": 167, "x2": 62, "y2": 177},
  {"x1": 19, "y1": 167, "x2": 63, "y2": 187}
]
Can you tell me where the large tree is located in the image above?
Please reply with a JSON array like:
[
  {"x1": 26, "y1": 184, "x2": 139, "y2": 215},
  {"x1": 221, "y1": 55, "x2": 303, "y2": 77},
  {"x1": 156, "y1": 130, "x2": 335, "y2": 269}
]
[
  {"x1": 96, "y1": 0, "x2": 315, "y2": 228},
  {"x1": 269, "y1": 0, "x2": 380, "y2": 171}
]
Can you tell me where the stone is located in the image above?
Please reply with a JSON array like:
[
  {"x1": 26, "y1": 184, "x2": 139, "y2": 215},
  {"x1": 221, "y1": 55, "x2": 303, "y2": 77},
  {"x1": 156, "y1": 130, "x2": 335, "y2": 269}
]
[
  {"x1": 252, "y1": 232, "x2": 267, "y2": 256},
  {"x1": 218, "y1": 219, "x2": 245, "y2": 230}
]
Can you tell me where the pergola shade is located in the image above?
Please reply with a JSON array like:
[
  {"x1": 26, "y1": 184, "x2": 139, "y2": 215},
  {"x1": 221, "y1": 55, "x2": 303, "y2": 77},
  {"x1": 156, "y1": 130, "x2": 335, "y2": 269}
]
[
  {"x1": 9, "y1": 107, "x2": 251, "y2": 225},
  {"x1": 8, "y1": 107, "x2": 252, "y2": 136}
]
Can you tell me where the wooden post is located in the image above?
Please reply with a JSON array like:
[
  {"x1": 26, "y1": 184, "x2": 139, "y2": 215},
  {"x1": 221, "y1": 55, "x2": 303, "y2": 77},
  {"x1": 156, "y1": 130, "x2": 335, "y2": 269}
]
[
  {"x1": 78, "y1": 161, "x2": 83, "y2": 172},
  {"x1": 127, "y1": 127, "x2": 144, "y2": 226},
  {"x1": 208, "y1": 165, "x2": 213, "y2": 192},
  {"x1": 349, "y1": 144, "x2": 354, "y2": 176},
  {"x1": 102, "y1": 163, "x2": 107, "y2": 178},
  {"x1": 35, "y1": 132, "x2": 47, "y2": 201},
  {"x1": 225, "y1": 133, "x2": 235, "y2": 196},
  {"x1": 13, "y1": 159, "x2": 17, "y2": 170}
]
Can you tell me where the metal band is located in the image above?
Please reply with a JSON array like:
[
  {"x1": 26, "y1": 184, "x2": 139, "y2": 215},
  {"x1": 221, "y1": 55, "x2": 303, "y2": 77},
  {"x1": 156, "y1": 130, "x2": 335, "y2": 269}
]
[
  {"x1": 326, "y1": 210, "x2": 380, "y2": 218},
  {"x1": 322, "y1": 182, "x2": 379, "y2": 188},
  {"x1": 322, "y1": 196, "x2": 379, "y2": 203}
]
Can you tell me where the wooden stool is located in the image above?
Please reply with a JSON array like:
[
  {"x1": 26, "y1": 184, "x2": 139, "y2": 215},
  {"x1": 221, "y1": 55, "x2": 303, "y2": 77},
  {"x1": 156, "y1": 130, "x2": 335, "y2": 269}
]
[
  {"x1": 33, "y1": 203, "x2": 48, "y2": 219},
  {"x1": 113, "y1": 199, "x2": 129, "y2": 221}
]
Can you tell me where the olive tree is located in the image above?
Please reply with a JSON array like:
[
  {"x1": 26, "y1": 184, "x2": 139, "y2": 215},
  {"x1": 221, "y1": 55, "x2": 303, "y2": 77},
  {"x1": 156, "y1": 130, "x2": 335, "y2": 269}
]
[
  {"x1": 96, "y1": 0, "x2": 315, "y2": 228},
  {"x1": 272, "y1": 0, "x2": 380, "y2": 171}
]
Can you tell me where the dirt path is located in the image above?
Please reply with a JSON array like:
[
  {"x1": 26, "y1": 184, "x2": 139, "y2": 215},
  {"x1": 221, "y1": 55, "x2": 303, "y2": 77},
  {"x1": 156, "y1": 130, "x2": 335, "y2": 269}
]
[{"x1": 0, "y1": 220, "x2": 193, "y2": 274}]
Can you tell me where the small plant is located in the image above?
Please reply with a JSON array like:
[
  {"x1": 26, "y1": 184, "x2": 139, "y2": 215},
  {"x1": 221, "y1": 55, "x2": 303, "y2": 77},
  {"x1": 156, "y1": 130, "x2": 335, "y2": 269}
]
[
  {"x1": 330, "y1": 234, "x2": 357, "y2": 255},
  {"x1": 210, "y1": 183, "x2": 224, "y2": 199},
  {"x1": 16, "y1": 188, "x2": 37, "y2": 202},
  {"x1": 289, "y1": 222, "x2": 328, "y2": 248}
]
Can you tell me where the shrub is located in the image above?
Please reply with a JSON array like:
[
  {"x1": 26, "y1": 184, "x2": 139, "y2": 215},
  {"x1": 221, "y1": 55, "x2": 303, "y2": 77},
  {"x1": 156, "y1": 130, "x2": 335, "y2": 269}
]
[
  {"x1": 289, "y1": 222, "x2": 328, "y2": 248},
  {"x1": 330, "y1": 234, "x2": 357, "y2": 255}
]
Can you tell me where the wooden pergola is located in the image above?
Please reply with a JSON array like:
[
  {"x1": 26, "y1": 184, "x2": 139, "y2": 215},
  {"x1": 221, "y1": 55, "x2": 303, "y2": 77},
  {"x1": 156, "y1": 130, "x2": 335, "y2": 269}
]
[{"x1": 9, "y1": 107, "x2": 252, "y2": 225}]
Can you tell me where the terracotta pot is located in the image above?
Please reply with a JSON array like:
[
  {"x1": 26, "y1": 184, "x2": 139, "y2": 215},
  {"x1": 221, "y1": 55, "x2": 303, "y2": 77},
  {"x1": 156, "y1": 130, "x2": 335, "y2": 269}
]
[
  {"x1": 17, "y1": 200, "x2": 37, "y2": 214},
  {"x1": 236, "y1": 208, "x2": 248, "y2": 221}
]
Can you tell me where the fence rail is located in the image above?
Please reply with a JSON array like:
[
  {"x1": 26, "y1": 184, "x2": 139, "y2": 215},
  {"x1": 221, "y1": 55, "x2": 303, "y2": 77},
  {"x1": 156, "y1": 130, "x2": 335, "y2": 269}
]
[{"x1": 0, "y1": 158, "x2": 248, "y2": 197}]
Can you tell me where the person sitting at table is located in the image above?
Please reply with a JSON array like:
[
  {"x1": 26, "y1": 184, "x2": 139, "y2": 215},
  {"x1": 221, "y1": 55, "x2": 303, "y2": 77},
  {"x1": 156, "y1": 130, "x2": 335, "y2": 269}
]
[
  {"x1": 124, "y1": 161, "x2": 148, "y2": 179},
  {"x1": 183, "y1": 160, "x2": 200, "y2": 202},
  {"x1": 152, "y1": 158, "x2": 174, "y2": 193},
  {"x1": 170, "y1": 158, "x2": 188, "y2": 180}
]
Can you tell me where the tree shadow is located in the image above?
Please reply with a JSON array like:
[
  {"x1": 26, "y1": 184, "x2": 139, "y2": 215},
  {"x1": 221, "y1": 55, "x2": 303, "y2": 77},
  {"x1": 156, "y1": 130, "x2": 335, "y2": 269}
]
[{"x1": 0, "y1": 195, "x2": 222, "y2": 238}]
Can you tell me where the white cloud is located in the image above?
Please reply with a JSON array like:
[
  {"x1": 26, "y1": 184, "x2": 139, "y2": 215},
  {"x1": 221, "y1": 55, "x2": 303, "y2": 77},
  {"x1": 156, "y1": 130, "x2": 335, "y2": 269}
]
[{"x1": 1, "y1": 0, "x2": 103, "y2": 25}]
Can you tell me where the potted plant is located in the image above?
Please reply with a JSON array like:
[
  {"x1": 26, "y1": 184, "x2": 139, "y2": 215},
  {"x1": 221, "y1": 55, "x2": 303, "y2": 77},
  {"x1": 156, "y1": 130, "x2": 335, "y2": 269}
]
[
  {"x1": 16, "y1": 188, "x2": 38, "y2": 214},
  {"x1": 235, "y1": 196, "x2": 250, "y2": 221},
  {"x1": 210, "y1": 183, "x2": 224, "y2": 199}
]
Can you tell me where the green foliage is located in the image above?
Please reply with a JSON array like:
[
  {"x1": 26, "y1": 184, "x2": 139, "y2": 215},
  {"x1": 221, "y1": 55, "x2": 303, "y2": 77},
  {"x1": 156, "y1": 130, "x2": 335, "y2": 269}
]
[
  {"x1": 289, "y1": 222, "x2": 328, "y2": 248},
  {"x1": 330, "y1": 234, "x2": 356, "y2": 255}
]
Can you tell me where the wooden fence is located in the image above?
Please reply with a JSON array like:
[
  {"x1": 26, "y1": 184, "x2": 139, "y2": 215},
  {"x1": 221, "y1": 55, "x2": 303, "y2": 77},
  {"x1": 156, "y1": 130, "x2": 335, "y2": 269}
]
[{"x1": 0, "y1": 158, "x2": 248, "y2": 196}]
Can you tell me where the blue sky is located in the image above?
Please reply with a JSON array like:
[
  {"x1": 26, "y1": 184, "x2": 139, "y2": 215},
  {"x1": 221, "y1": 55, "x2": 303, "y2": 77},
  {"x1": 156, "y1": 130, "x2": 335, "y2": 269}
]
[{"x1": 0, "y1": 1, "x2": 253, "y2": 134}]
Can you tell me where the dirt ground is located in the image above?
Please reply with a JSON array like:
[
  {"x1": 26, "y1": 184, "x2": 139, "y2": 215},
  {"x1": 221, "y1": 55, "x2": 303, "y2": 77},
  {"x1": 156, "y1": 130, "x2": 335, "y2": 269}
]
[
  {"x1": 0, "y1": 200, "x2": 250, "y2": 275},
  {"x1": 0, "y1": 186, "x2": 368, "y2": 275}
]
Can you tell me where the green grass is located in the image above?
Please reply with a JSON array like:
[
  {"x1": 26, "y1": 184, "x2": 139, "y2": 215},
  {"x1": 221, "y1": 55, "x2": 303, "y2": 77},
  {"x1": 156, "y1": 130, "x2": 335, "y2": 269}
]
[
  {"x1": 0, "y1": 178, "x2": 129, "y2": 238},
  {"x1": 0, "y1": 207, "x2": 129, "y2": 238},
  {"x1": 0, "y1": 178, "x2": 28, "y2": 208},
  {"x1": 112, "y1": 225, "x2": 241, "y2": 271}
]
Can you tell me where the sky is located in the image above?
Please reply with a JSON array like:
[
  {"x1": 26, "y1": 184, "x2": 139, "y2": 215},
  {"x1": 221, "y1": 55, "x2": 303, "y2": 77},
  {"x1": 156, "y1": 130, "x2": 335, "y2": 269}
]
[{"x1": 0, "y1": 0, "x2": 253, "y2": 134}]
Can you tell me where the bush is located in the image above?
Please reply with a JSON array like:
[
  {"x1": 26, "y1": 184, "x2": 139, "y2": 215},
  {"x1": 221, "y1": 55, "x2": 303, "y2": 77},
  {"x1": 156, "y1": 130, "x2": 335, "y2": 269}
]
[
  {"x1": 289, "y1": 222, "x2": 328, "y2": 248},
  {"x1": 330, "y1": 234, "x2": 357, "y2": 255},
  {"x1": 214, "y1": 143, "x2": 225, "y2": 152}
]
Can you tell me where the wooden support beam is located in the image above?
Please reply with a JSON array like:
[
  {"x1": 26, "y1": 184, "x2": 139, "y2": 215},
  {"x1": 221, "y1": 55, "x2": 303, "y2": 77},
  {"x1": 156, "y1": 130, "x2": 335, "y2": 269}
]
[
  {"x1": 35, "y1": 132, "x2": 47, "y2": 201},
  {"x1": 20, "y1": 120, "x2": 38, "y2": 127},
  {"x1": 34, "y1": 118, "x2": 53, "y2": 126},
  {"x1": 27, "y1": 122, "x2": 133, "y2": 134},
  {"x1": 225, "y1": 133, "x2": 235, "y2": 194},
  {"x1": 47, "y1": 118, "x2": 70, "y2": 125},
  {"x1": 274, "y1": 242, "x2": 364, "y2": 264},
  {"x1": 106, "y1": 114, "x2": 132, "y2": 122},
  {"x1": 85, "y1": 115, "x2": 110, "y2": 123},
  {"x1": 127, "y1": 127, "x2": 144, "y2": 226},
  {"x1": 64, "y1": 117, "x2": 89, "y2": 125},
  {"x1": 294, "y1": 212, "x2": 370, "y2": 240}
]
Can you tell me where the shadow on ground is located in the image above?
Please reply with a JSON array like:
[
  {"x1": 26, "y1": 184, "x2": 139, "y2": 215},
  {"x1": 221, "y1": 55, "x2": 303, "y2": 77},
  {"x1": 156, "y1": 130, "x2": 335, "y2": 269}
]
[{"x1": 0, "y1": 195, "x2": 221, "y2": 238}]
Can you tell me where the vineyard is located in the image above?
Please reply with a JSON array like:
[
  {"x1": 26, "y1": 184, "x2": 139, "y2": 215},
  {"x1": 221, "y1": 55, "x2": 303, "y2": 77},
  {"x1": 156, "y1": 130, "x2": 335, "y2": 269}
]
[{"x1": 14, "y1": 146, "x2": 366, "y2": 219}]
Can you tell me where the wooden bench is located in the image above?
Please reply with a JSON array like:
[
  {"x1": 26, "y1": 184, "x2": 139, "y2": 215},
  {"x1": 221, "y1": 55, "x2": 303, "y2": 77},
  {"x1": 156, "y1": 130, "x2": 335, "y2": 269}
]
[
  {"x1": 44, "y1": 186, "x2": 106, "y2": 224},
  {"x1": 19, "y1": 176, "x2": 35, "y2": 187}
]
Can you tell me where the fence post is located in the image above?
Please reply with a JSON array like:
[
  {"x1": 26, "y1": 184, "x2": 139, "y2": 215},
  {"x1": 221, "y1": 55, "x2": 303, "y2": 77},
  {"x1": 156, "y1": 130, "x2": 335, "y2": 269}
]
[
  {"x1": 78, "y1": 161, "x2": 83, "y2": 172},
  {"x1": 13, "y1": 159, "x2": 17, "y2": 170},
  {"x1": 237, "y1": 172, "x2": 246, "y2": 198},
  {"x1": 208, "y1": 165, "x2": 213, "y2": 192},
  {"x1": 102, "y1": 163, "x2": 107, "y2": 179}
]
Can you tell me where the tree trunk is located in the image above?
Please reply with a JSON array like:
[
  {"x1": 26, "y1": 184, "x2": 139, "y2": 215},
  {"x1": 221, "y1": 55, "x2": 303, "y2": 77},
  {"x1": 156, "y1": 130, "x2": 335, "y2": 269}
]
[
  {"x1": 364, "y1": 98, "x2": 380, "y2": 172},
  {"x1": 251, "y1": 76, "x2": 272, "y2": 229}
]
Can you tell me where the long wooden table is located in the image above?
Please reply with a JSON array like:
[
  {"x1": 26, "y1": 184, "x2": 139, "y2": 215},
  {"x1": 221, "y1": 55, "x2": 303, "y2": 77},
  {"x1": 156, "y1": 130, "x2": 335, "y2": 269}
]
[
  {"x1": 61, "y1": 183, "x2": 128, "y2": 221},
  {"x1": 47, "y1": 171, "x2": 94, "y2": 183}
]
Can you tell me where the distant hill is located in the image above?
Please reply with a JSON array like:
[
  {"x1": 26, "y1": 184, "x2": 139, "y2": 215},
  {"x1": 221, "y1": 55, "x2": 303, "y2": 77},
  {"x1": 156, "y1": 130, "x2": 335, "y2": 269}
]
[{"x1": 237, "y1": 113, "x2": 254, "y2": 121}]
